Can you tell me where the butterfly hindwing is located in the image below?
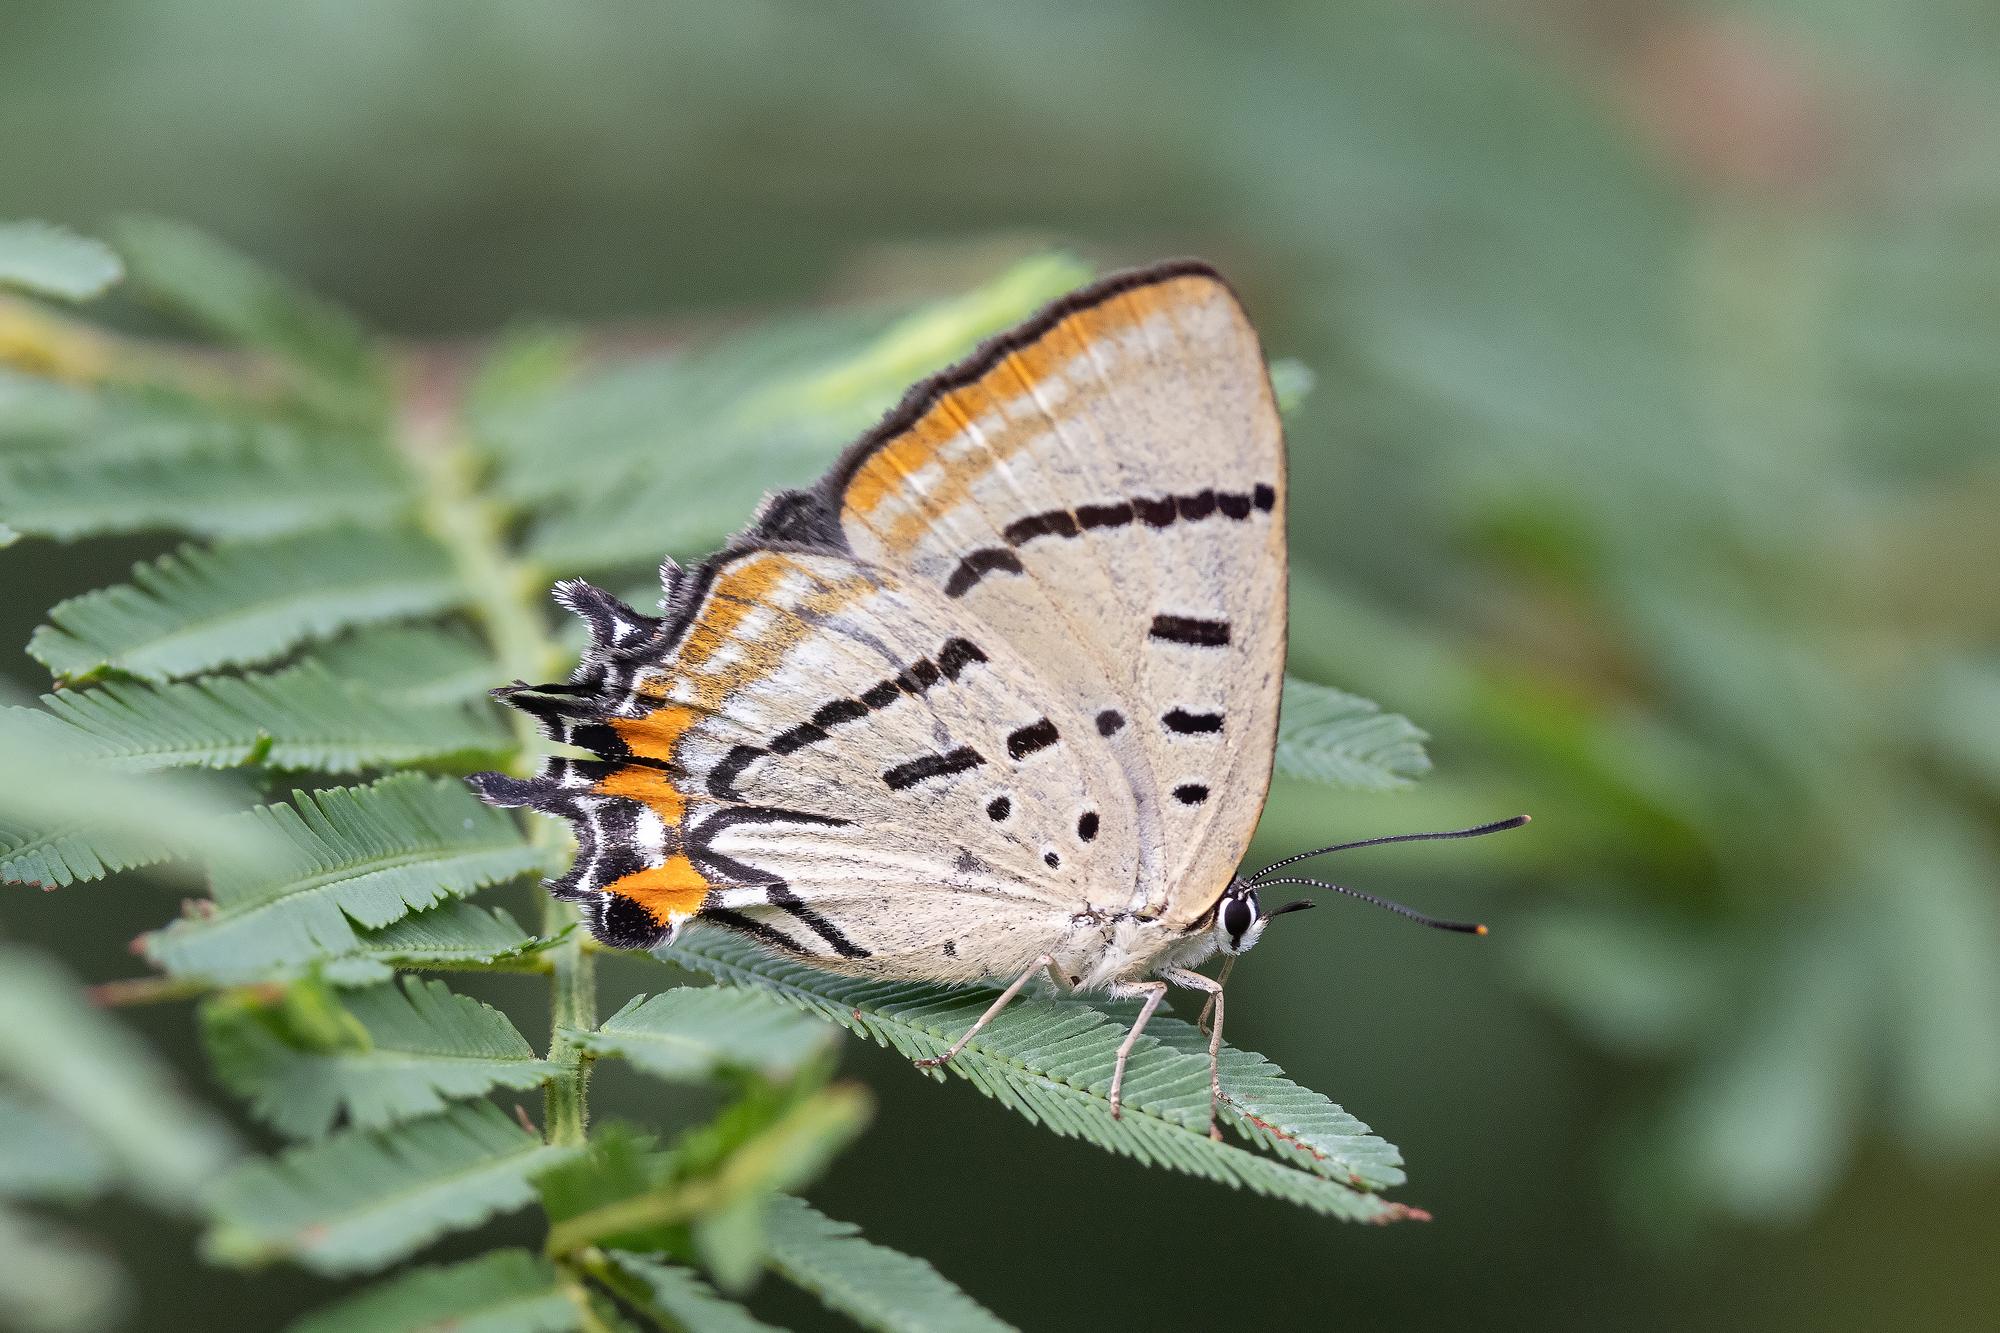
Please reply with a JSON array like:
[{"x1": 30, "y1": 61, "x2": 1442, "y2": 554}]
[{"x1": 475, "y1": 545, "x2": 1139, "y2": 980}]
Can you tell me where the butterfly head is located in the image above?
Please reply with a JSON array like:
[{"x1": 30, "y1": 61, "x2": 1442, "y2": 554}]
[{"x1": 1213, "y1": 880, "x2": 1315, "y2": 956}]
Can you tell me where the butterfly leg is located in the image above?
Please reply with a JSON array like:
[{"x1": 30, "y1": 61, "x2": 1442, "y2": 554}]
[
  {"x1": 1161, "y1": 966, "x2": 1227, "y2": 1140},
  {"x1": 914, "y1": 953, "x2": 1056, "y2": 1073},
  {"x1": 1197, "y1": 955, "x2": 1236, "y2": 1036},
  {"x1": 1103, "y1": 979, "x2": 1169, "y2": 1121}
]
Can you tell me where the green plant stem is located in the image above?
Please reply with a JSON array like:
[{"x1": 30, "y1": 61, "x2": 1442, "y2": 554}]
[
  {"x1": 401, "y1": 372, "x2": 596, "y2": 1147},
  {"x1": 572, "y1": 1251, "x2": 678, "y2": 1332}
]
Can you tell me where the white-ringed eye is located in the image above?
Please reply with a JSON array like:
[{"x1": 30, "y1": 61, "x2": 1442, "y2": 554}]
[{"x1": 1215, "y1": 884, "x2": 1261, "y2": 955}]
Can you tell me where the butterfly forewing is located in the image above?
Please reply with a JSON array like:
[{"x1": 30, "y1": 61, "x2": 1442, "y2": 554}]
[{"x1": 831, "y1": 265, "x2": 1286, "y2": 926}]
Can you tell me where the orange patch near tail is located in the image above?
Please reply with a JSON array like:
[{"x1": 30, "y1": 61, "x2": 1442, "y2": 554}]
[
  {"x1": 603, "y1": 700, "x2": 706, "y2": 825},
  {"x1": 609, "y1": 853, "x2": 711, "y2": 925}
]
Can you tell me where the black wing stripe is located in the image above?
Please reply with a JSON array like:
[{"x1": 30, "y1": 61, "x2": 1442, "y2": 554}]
[
  {"x1": 735, "y1": 635, "x2": 990, "y2": 774},
  {"x1": 1162, "y1": 708, "x2": 1225, "y2": 734},
  {"x1": 944, "y1": 482, "x2": 1276, "y2": 597},
  {"x1": 691, "y1": 845, "x2": 870, "y2": 959},
  {"x1": 707, "y1": 744, "x2": 766, "y2": 800},
  {"x1": 704, "y1": 907, "x2": 810, "y2": 956},
  {"x1": 945, "y1": 548, "x2": 1026, "y2": 597},
  {"x1": 1006, "y1": 718, "x2": 1060, "y2": 760},
  {"x1": 1149, "y1": 615, "x2": 1231, "y2": 648},
  {"x1": 883, "y1": 745, "x2": 985, "y2": 791}
]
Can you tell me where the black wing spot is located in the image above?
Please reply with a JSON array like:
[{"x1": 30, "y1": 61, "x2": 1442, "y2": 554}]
[
  {"x1": 1096, "y1": 709, "x2": 1126, "y2": 736},
  {"x1": 1077, "y1": 811, "x2": 1099, "y2": 842},
  {"x1": 1150, "y1": 615, "x2": 1231, "y2": 648},
  {"x1": 1177, "y1": 488, "x2": 1218, "y2": 520},
  {"x1": 1044, "y1": 850, "x2": 1061, "y2": 869},
  {"x1": 899, "y1": 658, "x2": 942, "y2": 693},
  {"x1": 1163, "y1": 708, "x2": 1225, "y2": 735},
  {"x1": 987, "y1": 795, "x2": 1012, "y2": 821},
  {"x1": 943, "y1": 939, "x2": 957, "y2": 957},
  {"x1": 936, "y1": 637, "x2": 988, "y2": 680},
  {"x1": 1007, "y1": 718, "x2": 1060, "y2": 760},
  {"x1": 1253, "y1": 482, "x2": 1277, "y2": 511},
  {"x1": 1173, "y1": 783, "x2": 1211, "y2": 806},
  {"x1": 884, "y1": 746, "x2": 985, "y2": 791}
]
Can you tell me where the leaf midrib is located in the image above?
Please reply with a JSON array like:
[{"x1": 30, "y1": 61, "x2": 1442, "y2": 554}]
[
  {"x1": 85, "y1": 569, "x2": 461, "y2": 676},
  {"x1": 204, "y1": 839, "x2": 533, "y2": 920},
  {"x1": 280, "y1": 1137, "x2": 562, "y2": 1241},
  {"x1": 323, "y1": 1047, "x2": 553, "y2": 1072}
]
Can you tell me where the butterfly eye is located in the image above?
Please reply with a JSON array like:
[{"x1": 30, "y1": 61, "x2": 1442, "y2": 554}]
[{"x1": 1218, "y1": 888, "x2": 1260, "y2": 954}]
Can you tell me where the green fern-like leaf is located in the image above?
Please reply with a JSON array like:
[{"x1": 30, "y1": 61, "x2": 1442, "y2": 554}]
[
  {"x1": 600, "y1": 1255, "x2": 782, "y2": 1333},
  {"x1": 205, "y1": 1102, "x2": 580, "y2": 1276},
  {"x1": 205, "y1": 976, "x2": 556, "y2": 1138},
  {"x1": 516, "y1": 254, "x2": 1091, "y2": 572},
  {"x1": 523, "y1": 431, "x2": 854, "y2": 573},
  {"x1": 0, "y1": 220, "x2": 122, "y2": 302},
  {"x1": 662, "y1": 932, "x2": 1408, "y2": 1223},
  {"x1": 542, "y1": 1088, "x2": 873, "y2": 1265},
  {"x1": 0, "y1": 1203, "x2": 128, "y2": 1333},
  {"x1": 287, "y1": 1249, "x2": 577, "y2": 1333},
  {"x1": 476, "y1": 304, "x2": 904, "y2": 507},
  {"x1": 1, "y1": 810, "x2": 176, "y2": 888},
  {"x1": 762, "y1": 1196, "x2": 1015, "y2": 1333},
  {"x1": 309, "y1": 624, "x2": 499, "y2": 708},
  {"x1": 23, "y1": 661, "x2": 510, "y2": 773},
  {"x1": 571, "y1": 987, "x2": 838, "y2": 1085},
  {"x1": 113, "y1": 215, "x2": 388, "y2": 423},
  {"x1": 0, "y1": 370, "x2": 249, "y2": 465},
  {"x1": 29, "y1": 528, "x2": 463, "y2": 682},
  {"x1": 321, "y1": 902, "x2": 562, "y2": 986},
  {"x1": 0, "y1": 1094, "x2": 114, "y2": 1203},
  {"x1": 1276, "y1": 677, "x2": 1432, "y2": 791},
  {"x1": 0, "y1": 701, "x2": 266, "y2": 887},
  {"x1": 144, "y1": 774, "x2": 544, "y2": 982},
  {"x1": 0, "y1": 440, "x2": 409, "y2": 542},
  {"x1": 1145, "y1": 1015, "x2": 1405, "y2": 1188},
  {"x1": 0, "y1": 945, "x2": 239, "y2": 1212}
]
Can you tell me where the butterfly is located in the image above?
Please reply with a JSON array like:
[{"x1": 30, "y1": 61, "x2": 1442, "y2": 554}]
[{"x1": 470, "y1": 261, "x2": 1524, "y2": 1136}]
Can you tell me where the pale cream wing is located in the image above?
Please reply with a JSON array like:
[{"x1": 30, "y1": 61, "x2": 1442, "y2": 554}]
[
  {"x1": 472, "y1": 545, "x2": 1138, "y2": 982},
  {"x1": 823, "y1": 263, "x2": 1287, "y2": 927}
]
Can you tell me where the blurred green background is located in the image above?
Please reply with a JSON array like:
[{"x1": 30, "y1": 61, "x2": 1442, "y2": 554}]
[{"x1": 5, "y1": 0, "x2": 1998, "y2": 1328}]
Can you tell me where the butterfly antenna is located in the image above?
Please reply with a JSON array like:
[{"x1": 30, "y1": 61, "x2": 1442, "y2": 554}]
[
  {"x1": 1252, "y1": 876, "x2": 1488, "y2": 935},
  {"x1": 1250, "y1": 815, "x2": 1529, "y2": 883}
]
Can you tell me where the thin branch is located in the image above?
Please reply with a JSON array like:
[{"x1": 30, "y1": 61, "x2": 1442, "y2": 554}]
[
  {"x1": 398, "y1": 352, "x2": 597, "y2": 1148},
  {"x1": 86, "y1": 975, "x2": 221, "y2": 1007}
]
